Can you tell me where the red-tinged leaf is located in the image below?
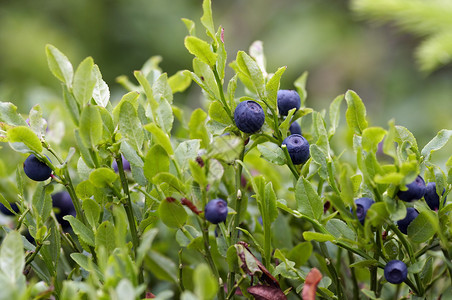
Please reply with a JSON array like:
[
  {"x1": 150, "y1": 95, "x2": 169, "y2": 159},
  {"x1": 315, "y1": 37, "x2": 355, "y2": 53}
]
[
  {"x1": 248, "y1": 285, "x2": 287, "y2": 300},
  {"x1": 302, "y1": 268, "x2": 322, "y2": 300}
]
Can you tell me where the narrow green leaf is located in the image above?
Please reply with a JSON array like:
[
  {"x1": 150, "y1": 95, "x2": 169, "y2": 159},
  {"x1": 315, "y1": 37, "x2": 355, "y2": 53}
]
[
  {"x1": 89, "y1": 168, "x2": 118, "y2": 188},
  {"x1": 200, "y1": 0, "x2": 216, "y2": 41},
  {"x1": 294, "y1": 71, "x2": 308, "y2": 107},
  {"x1": 257, "y1": 142, "x2": 286, "y2": 165},
  {"x1": 182, "y1": 18, "x2": 196, "y2": 36},
  {"x1": 236, "y1": 51, "x2": 265, "y2": 97},
  {"x1": 263, "y1": 182, "x2": 278, "y2": 223},
  {"x1": 73, "y1": 57, "x2": 96, "y2": 106},
  {"x1": 82, "y1": 198, "x2": 101, "y2": 229},
  {"x1": 137, "y1": 228, "x2": 158, "y2": 265},
  {"x1": 145, "y1": 250, "x2": 178, "y2": 283},
  {"x1": 188, "y1": 108, "x2": 210, "y2": 148},
  {"x1": 0, "y1": 231, "x2": 25, "y2": 283},
  {"x1": 80, "y1": 105, "x2": 103, "y2": 148},
  {"x1": 194, "y1": 263, "x2": 218, "y2": 300},
  {"x1": 421, "y1": 129, "x2": 452, "y2": 161},
  {"x1": 143, "y1": 144, "x2": 170, "y2": 182},
  {"x1": 168, "y1": 71, "x2": 192, "y2": 93},
  {"x1": 32, "y1": 183, "x2": 52, "y2": 224},
  {"x1": 63, "y1": 215, "x2": 95, "y2": 246},
  {"x1": 45, "y1": 44, "x2": 74, "y2": 88},
  {"x1": 345, "y1": 90, "x2": 368, "y2": 135},
  {"x1": 92, "y1": 65, "x2": 110, "y2": 107},
  {"x1": 303, "y1": 232, "x2": 335, "y2": 242},
  {"x1": 158, "y1": 197, "x2": 188, "y2": 228},
  {"x1": 295, "y1": 177, "x2": 323, "y2": 220},
  {"x1": 328, "y1": 94, "x2": 344, "y2": 137},
  {"x1": 7, "y1": 126, "x2": 42, "y2": 153},
  {"x1": 153, "y1": 172, "x2": 185, "y2": 194},
  {"x1": 362, "y1": 127, "x2": 387, "y2": 152},
  {"x1": 265, "y1": 66, "x2": 287, "y2": 111},
  {"x1": 75, "y1": 130, "x2": 95, "y2": 168},
  {"x1": 144, "y1": 123, "x2": 174, "y2": 155},
  {"x1": 95, "y1": 221, "x2": 116, "y2": 255},
  {"x1": 120, "y1": 141, "x2": 144, "y2": 168},
  {"x1": 193, "y1": 58, "x2": 220, "y2": 100},
  {"x1": 189, "y1": 160, "x2": 207, "y2": 187},
  {"x1": 184, "y1": 36, "x2": 218, "y2": 67},
  {"x1": 326, "y1": 219, "x2": 356, "y2": 240},
  {"x1": 63, "y1": 86, "x2": 81, "y2": 125},
  {"x1": 119, "y1": 101, "x2": 144, "y2": 151}
]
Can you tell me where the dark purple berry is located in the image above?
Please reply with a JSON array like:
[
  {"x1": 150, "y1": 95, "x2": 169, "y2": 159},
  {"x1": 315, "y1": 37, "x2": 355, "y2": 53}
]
[
  {"x1": 397, "y1": 175, "x2": 426, "y2": 202},
  {"x1": 23, "y1": 154, "x2": 52, "y2": 181},
  {"x1": 384, "y1": 260, "x2": 408, "y2": 284},
  {"x1": 289, "y1": 121, "x2": 302, "y2": 135},
  {"x1": 397, "y1": 207, "x2": 419, "y2": 234},
  {"x1": 0, "y1": 202, "x2": 19, "y2": 216},
  {"x1": 277, "y1": 90, "x2": 301, "y2": 116},
  {"x1": 424, "y1": 182, "x2": 446, "y2": 211},
  {"x1": 51, "y1": 191, "x2": 76, "y2": 229},
  {"x1": 282, "y1": 134, "x2": 310, "y2": 165},
  {"x1": 112, "y1": 155, "x2": 131, "y2": 172},
  {"x1": 234, "y1": 100, "x2": 265, "y2": 134},
  {"x1": 352, "y1": 197, "x2": 375, "y2": 225},
  {"x1": 204, "y1": 199, "x2": 228, "y2": 224}
]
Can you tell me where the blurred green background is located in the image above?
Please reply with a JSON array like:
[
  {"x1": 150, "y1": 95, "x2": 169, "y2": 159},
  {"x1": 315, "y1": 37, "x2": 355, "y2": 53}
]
[{"x1": 1, "y1": 0, "x2": 452, "y2": 149}]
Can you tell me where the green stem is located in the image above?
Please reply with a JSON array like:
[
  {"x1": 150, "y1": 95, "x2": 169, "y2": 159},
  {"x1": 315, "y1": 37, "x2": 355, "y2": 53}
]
[
  {"x1": 319, "y1": 243, "x2": 344, "y2": 299},
  {"x1": 213, "y1": 67, "x2": 234, "y2": 123},
  {"x1": 371, "y1": 228, "x2": 382, "y2": 294},
  {"x1": 348, "y1": 251, "x2": 360, "y2": 300},
  {"x1": 281, "y1": 145, "x2": 300, "y2": 180},
  {"x1": 441, "y1": 248, "x2": 452, "y2": 286},
  {"x1": 115, "y1": 156, "x2": 143, "y2": 286},
  {"x1": 226, "y1": 275, "x2": 246, "y2": 300},
  {"x1": 25, "y1": 241, "x2": 44, "y2": 266}
]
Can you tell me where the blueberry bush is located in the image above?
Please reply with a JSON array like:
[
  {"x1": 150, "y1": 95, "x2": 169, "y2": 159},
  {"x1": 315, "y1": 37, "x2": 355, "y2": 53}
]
[{"x1": 1, "y1": 1, "x2": 452, "y2": 299}]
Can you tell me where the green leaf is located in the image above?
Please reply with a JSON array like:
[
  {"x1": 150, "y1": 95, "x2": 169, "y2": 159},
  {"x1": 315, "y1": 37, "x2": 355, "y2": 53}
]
[
  {"x1": 194, "y1": 263, "x2": 218, "y2": 300},
  {"x1": 80, "y1": 105, "x2": 103, "y2": 148},
  {"x1": 75, "y1": 130, "x2": 95, "y2": 168},
  {"x1": 362, "y1": 127, "x2": 387, "y2": 152},
  {"x1": 295, "y1": 177, "x2": 323, "y2": 220},
  {"x1": 32, "y1": 183, "x2": 52, "y2": 224},
  {"x1": 89, "y1": 168, "x2": 118, "y2": 188},
  {"x1": 82, "y1": 198, "x2": 101, "y2": 229},
  {"x1": 7, "y1": 126, "x2": 42, "y2": 153},
  {"x1": 28, "y1": 104, "x2": 47, "y2": 139},
  {"x1": 144, "y1": 123, "x2": 174, "y2": 155},
  {"x1": 302, "y1": 232, "x2": 335, "y2": 242},
  {"x1": 263, "y1": 182, "x2": 278, "y2": 223},
  {"x1": 144, "y1": 145, "x2": 170, "y2": 182},
  {"x1": 310, "y1": 144, "x2": 328, "y2": 180},
  {"x1": 92, "y1": 65, "x2": 110, "y2": 107},
  {"x1": 421, "y1": 129, "x2": 452, "y2": 161},
  {"x1": 193, "y1": 58, "x2": 220, "y2": 100},
  {"x1": 265, "y1": 66, "x2": 287, "y2": 111},
  {"x1": 236, "y1": 51, "x2": 265, "y2": 97},
  {"x1": 184, "y1": 36, "x2": 218, "y2": 67},
  {"x1": 153, "y1": 172, "x2": 186, "y2": 195},
  {"x1": 209, "y1": 135, "x2": 244, "y2": 163},
  {"x1": 0, "y1": 231, "x2": 25, "y2": 283},
  {"x1": 328, "y1": 94, "x2": 344, "y2": 137},
  {"x1": 326, "y1": 219, "x2": 356, "y2": 240},
  {"x1": 70, "y1": 253, "x2": 103, "y2": 280},
  {"x1": 95, "y1": 221, "x2": 116, "y2": 255},
  {"x1": 249, "y1": 41, "x2": 267, "y2": 76},
  {"x1": 407, "y1": 211, "x2": 437, "y2": 243},
  {"x1": 395, "y1": 125, "x2": 419, "y2": 157},
  {"x1": 0, "y1": 102, "x2": 27, "y2": 127},
  {"x1": 182, "y1": 18, "x2": 196, "y2": 35},
  {"x1": 137, "y1": 228, "x2": 158, "y2": 265},
  {"x1": 145, "y1": 250, "x2": 177, "y2": 283},
  {"x1": 0, "y1": 194, "x2": 16, "y2": 215},
  {"x1": 119, "y1": 101, "x2": 144, "y2": 151},
  {"x1": 345, "y1": 90, "x2": 368, "y2": 135},
  {"x1": 287, "y1": 242, "x2": 313, "y2": 267},
  {"x1": 189, "y1": 160, "x2": 207, "y2": 187},
  {"x1": 294, "y1": 71, "x2": 308, "y2": 107},
  {"x1": 120, "y1": 141, "x2": 144, "y2": 168},
  {"x1": 188, "y1": 108, "x2": 210, "y2": 148},
  {"x1": 208, "y1": 101, "x2": 230, "y2": 125},
  {"x1": 73, "y1": 57, "x2": 96, "y2": 106},
  {"x1": 200, "y1": 0, "x2": 216, "y2": 41},
  {"x1": 63, "y1": 215, "x2": 95, "y2": 246},
  {"x1": 168, "y1": 71, "x2": 192, "y2": 93},
  {"x1": 45, "y1": 44, "x2": 74, "y2": 88},
  {"x1": 63, "y1": 86, "x2": 81, "y2": 125},
  {"x1": 257, "y1": 142, "x2": 286, "y2": 165},
  {"x1": 175, "y1": 140, "x2": 201, "y2": 172},
  {"x1": 158, "y1": 197, "x2": 188, "y2": 228}
]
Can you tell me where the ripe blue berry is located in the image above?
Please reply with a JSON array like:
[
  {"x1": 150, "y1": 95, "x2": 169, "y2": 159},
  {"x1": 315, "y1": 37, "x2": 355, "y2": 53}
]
[
  {"x1": 282, "y1": 134, "x2": 310, "y2": 165},
  {"x1": 277, "y1": 90, "x2": 301, "y2": 116},
  {"x1": 204, "y1": 199, "x2": 228, "y2": 224},
  {"x1": 23, "y1": 154, "x2": 52, "y2": 181},
  {"x1": 424, "y1": 182, "x2": 446, "y2": 211},
  {"x1": 352, "y1": 197, "x2": 375, "y2": 225},
  {"x1": 397, "y1": 207, "x2": 419, "y2": 234},
  {"x1": 397, "y1": 175, "x2": 426, "y2": 202},
  {"x1": 112, "y1": 155, "x2": 131, "y2": 172},
  {"x1": 289, "y1": 121, "x2": 302, "y2": 135},
  {"x1": 384, "y1": 260, "x2": 408, "y2": 284},
  {"x1": 51, "y1": 191, "x2": 76, "y2": 229},
  {"x1": 0, "y1": 202, "x2": 19, "y2": 216},
  {"x1": 234, "y1": 100, "x2": 265, "y2": 134}
]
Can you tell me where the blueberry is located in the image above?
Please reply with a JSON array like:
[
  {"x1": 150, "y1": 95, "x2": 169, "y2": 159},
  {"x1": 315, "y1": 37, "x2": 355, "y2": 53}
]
[
  {"x1": 204, "y1": 199, "x2": 228, "y2": 224},
  {"x1": 51, "y1": 191, "x2": 76, "y2": 229},
  {"x1": 23, "y1": 154, "x2": 52, "y2": 181},
  {"x1": 384, "y1": 260, "x2": 408, "y2": 284},
  {"x1": 234, "y1": 100, "x2": 265, "y2": 134},
  {"x1": 351, "y1": 197, "x2": 375, "y2": 225},
  {"x1": 282, "y1": 134, "x2": 310, "y2": 165},
  {"x1": 112, "y1": 155, "x2": 131, "y2": 172},
  {"x1": 0, "y1": 202, "x2": 19, "y2": 216},
  {"x1": 277, "y1": 90, "x2": 301, "y2": 116},
  {"x1": 289, "y1": 121, "x2": 302, "y2": 135},
  {"x1": 397, "y1": 175, "x2": 426, "y2": 202},
  {"x1": 424, "y1": 182, "x2": 446, "y2": 211},
  {"x1": 397, "y1": 207, "x2": 419, "y2": 234}
]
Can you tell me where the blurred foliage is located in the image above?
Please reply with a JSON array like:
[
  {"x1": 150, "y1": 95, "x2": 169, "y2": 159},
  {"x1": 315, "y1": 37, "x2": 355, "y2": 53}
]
[{"x1": 0, "y1": 0, "x2": 452, "y2": 151}]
